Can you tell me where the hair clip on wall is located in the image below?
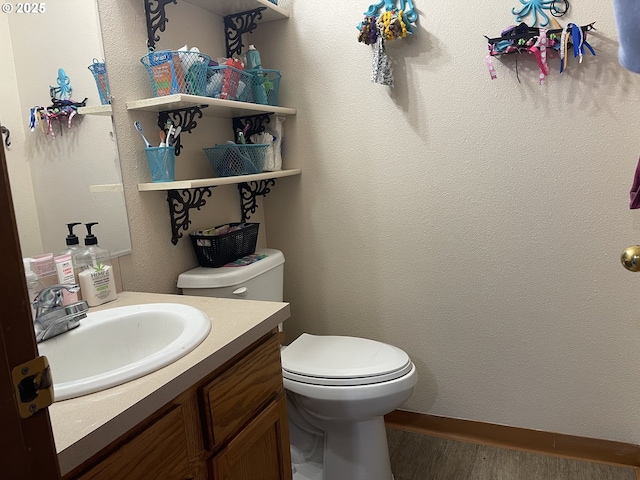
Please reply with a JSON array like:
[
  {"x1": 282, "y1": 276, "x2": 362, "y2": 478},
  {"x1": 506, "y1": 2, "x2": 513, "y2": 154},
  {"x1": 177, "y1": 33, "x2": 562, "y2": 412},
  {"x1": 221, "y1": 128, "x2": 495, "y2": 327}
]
[
  {"x1": 29, "y1": 68, "x2": 87, "y2": 138},
  {"x1": 485, "y1": 0, "x2": 595, "y2": 84},
  {"x1": 485, "y1": 22, "x2": 595, "y2": 83},
  {"x1": 357, "y1": 1, "x2": 418, "y2": 88}
]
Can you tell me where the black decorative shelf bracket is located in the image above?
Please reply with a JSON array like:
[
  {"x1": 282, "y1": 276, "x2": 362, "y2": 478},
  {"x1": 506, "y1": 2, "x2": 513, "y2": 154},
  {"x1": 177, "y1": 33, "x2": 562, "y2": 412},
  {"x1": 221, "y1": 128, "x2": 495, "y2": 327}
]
[
  {"x1": 1, "y1": 125, "x2": 10, "y2": 147},
  {"x1": 167, "y1": 187, "x2": 214, "y2": 245},
  {"x1": 223, "y1": 7, "x2": 266, "y2": 57},
  {"x1": 157, "y1": 105, "x2": 208, "y2": 156},
  {"x1": 144, "y1": 0, "x2": 177, "y2": 51},
  {"x1": 232, "y1": 113, "x2": 272, "y2": 142},
  {"x1": 238, "y1": 180, "x2": 276, "y2": 222}
]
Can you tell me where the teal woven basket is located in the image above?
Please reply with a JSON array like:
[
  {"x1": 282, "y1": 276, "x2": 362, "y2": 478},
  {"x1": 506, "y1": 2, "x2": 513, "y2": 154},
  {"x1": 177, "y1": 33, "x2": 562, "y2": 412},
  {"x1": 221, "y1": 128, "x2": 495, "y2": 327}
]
[
  {"x1": 88, "y1": 60, "x2": 111, "y2": 105},
  {"x1": 203, "y1": 144, "x2": 269, "y2": 177},
  {"x1": 246, "y1": 69, "x2": 281, "y2": 106},
  {"x1": 141, "y1": 50, "x2": 211, "y2": 97}
]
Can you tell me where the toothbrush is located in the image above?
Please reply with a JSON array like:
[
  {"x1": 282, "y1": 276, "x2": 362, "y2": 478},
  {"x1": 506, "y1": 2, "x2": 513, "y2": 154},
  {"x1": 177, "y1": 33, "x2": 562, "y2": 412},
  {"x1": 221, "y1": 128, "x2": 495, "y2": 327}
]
[
  {"x1": 168, "y1": 126, "x2": 181, "y2": 146},
  {"x1": 134, "y1": 121, "x2": 152, "y2": 148},
  {"x1": 166, "y1": 124, "x2": 175, "y2": 145}
]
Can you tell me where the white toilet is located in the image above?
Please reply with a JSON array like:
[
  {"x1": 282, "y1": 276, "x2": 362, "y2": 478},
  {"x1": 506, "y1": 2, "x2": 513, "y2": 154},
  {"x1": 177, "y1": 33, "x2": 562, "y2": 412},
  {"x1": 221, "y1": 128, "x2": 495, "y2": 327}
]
[{"x1": 178, "y1": 248, "x2": 418, "y2": 480}]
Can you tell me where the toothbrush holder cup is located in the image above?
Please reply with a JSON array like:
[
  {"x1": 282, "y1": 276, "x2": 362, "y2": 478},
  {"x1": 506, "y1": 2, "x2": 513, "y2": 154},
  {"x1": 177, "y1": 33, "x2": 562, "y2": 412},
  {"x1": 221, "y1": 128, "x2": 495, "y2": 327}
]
[{"x1": 145, "y1": 146, "x2": 175, "y2": 182}]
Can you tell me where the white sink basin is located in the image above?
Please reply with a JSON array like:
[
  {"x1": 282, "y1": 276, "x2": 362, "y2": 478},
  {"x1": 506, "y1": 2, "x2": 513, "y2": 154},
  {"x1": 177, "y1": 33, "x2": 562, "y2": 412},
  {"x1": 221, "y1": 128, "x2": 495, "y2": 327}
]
[{"x1": 38, "y1": 303, "x2": 211, "y2": 401}]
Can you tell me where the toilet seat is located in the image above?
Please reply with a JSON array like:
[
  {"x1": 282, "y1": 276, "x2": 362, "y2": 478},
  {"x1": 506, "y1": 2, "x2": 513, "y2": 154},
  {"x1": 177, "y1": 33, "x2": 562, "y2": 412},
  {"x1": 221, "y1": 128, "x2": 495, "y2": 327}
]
[{"x1": 282, "y1": 334, "x2": 413, "y2": 386}]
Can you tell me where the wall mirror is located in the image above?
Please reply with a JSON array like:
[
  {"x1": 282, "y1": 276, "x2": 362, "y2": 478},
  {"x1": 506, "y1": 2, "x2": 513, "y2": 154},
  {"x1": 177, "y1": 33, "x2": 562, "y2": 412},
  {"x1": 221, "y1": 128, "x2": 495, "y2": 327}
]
[{"x1": 0, "y1": 0, "x2": 131, "y2": 259}]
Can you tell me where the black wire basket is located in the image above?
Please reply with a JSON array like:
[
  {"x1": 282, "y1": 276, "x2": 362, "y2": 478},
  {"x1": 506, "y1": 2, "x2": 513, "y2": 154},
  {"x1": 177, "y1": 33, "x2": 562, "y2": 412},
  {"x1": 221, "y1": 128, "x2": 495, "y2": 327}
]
[{"x1": 190, "y1": 223, "x2": 259, "y2": 267}]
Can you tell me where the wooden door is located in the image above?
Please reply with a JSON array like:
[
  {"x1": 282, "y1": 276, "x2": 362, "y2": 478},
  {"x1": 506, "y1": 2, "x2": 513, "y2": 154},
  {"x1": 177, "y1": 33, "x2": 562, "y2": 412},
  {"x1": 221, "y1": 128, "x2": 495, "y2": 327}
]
[
  {"x1": 210, "y1": 395, "x2": 292, "y2": 480},
  {"x1": 0, "y1": 141, "x2": 60, "y2": 478}
]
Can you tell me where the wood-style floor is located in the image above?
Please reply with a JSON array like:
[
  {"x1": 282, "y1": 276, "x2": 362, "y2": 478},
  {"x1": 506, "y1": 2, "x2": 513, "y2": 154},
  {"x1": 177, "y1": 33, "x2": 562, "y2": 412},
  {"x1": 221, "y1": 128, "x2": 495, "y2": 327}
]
[{"x1": 387, "y1": 428, "x2": 637, "y2": 480}]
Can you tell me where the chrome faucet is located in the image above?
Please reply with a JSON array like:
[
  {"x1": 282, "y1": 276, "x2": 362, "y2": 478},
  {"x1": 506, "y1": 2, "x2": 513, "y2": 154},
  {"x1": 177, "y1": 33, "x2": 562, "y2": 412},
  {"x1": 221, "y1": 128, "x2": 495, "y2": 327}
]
[{"x1": 33, "y1": 284, "x2": 88, "y2": 343}]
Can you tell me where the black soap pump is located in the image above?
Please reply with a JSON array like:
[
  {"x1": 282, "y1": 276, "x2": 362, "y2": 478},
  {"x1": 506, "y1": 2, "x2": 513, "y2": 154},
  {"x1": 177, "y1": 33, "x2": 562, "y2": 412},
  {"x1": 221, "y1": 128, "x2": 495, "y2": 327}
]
[
  {"x1": 76, "y1": 222, "x2": 117, "y2": 306},
  {"x1": 58, "y1": 222, "x2": 83, "y2": 257}
]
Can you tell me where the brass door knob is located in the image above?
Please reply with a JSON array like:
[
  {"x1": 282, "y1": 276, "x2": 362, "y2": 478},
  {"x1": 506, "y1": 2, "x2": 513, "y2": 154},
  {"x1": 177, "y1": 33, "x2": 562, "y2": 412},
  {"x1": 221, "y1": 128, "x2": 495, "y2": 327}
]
[{"x1": 621, "y1": 246, "x2": 640, "y2": 272}]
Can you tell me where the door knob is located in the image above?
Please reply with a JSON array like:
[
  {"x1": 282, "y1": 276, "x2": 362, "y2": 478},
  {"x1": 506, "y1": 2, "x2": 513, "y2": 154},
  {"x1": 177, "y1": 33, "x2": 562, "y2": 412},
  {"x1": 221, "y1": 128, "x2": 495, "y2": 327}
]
[{"x1": 621, "y1": 246, "x2": 640, "y2": 272}]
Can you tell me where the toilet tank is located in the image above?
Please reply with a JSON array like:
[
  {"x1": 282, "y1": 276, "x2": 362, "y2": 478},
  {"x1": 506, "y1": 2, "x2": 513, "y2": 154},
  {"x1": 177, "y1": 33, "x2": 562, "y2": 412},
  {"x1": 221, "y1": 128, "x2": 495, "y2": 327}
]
[{"x1": 177, "y1": 248, "x2": 284, "y2": 301}]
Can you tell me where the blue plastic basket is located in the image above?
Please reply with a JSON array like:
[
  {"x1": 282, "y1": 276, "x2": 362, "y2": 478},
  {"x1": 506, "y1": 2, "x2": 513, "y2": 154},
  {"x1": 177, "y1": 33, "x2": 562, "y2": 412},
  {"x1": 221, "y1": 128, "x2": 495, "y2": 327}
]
[
  {"x1": 203, "y1": 144, "x2": 269, "y2": 177},
  {"x1": 140, "y1": 50, "x2": 211, "y2": 97},
  {"x1": 88, "y1": 60, "x2": 111, "y2": 105},
  {"x1": 246, "y1": 69, "x2": 281, "y2": 106}
]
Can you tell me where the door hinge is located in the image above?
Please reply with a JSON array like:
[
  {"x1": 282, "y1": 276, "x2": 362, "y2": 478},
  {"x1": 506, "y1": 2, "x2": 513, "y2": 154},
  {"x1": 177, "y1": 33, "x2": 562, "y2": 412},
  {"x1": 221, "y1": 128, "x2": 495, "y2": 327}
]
[{"x1": 11, "y1": 356, "x2": 54, "y2": 418}]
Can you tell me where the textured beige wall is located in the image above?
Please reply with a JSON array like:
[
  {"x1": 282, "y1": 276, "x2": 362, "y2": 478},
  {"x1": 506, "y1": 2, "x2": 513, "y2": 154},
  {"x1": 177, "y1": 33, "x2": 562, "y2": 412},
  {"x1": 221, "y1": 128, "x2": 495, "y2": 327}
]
[
  {"x1": 260, "y1": 1, "x2": 640, "y2": 444},
  {"x1": 97, "y1": 0, "x2": 640, "y2": 445}
]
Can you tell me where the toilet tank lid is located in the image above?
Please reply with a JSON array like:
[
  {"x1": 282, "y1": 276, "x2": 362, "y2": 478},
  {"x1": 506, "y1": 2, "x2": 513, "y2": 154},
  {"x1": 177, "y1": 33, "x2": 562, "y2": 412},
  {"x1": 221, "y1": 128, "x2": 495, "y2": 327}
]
[{"x1": 177, "y1": 248, "x2": 284, "y2": 289}]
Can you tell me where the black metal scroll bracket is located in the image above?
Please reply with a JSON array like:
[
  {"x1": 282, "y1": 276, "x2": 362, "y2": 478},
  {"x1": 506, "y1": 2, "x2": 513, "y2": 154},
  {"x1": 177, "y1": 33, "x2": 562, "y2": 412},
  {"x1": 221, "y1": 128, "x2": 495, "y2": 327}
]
[
  {"x1": 167, "y1": 187, "x2": 213, "y2": 245},
  {"x1": 157, "y1": 105, "x2": 208, "y2": 156},
  {"x1": 238, "y1": 180, "x2": 276, "y2": 222},
  {"x1": 144, "y1": 0, "x2": 177, "y2": 51},
  {"x1": 224, "y1": 7, "x2": 266, "y2": 57},
  {"x1": 232, "y1": 113, "x2": 272, "y2": 143},
  {"x1": 1, "y1": 125, "x2": 10, "y2": 147}
]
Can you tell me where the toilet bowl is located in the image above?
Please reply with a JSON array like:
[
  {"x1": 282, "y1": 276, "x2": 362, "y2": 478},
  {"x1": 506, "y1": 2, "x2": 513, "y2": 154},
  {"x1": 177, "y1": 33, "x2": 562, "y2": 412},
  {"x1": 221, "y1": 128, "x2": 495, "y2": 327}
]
[
  {"x1": 178, "y1": 249, "x2": 417, "y2": 480},
  {"x1": 282, "y1": 333, "x2": 417, "y2": 480}
]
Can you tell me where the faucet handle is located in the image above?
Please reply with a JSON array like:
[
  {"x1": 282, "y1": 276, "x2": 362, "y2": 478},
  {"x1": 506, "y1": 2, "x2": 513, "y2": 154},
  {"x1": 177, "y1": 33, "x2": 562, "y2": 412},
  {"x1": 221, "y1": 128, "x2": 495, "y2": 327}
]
[{"x1": 34, "y1": 284, "x2": 81, "y2": 316}]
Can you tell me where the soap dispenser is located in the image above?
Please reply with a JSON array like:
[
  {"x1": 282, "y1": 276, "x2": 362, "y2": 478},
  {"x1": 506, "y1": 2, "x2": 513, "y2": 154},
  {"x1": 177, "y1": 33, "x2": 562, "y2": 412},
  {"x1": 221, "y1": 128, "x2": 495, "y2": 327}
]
[
  {"x1": 58, "y1": 222, "x2": 83, "y2": 257},
  {"x1": 76, "y1": 222, "x2": 117, "y2": 307}
]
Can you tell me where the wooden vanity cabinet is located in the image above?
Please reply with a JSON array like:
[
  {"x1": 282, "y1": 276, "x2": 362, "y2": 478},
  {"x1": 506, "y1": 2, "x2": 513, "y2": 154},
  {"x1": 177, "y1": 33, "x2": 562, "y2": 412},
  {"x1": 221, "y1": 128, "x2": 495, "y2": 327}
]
[{"x1": 66, "y1": 330, "x2": 291, "y2": 480}]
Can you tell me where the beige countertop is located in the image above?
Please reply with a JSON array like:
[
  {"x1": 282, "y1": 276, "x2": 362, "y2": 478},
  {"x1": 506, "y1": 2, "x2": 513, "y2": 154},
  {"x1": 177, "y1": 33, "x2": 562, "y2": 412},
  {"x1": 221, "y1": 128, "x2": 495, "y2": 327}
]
[{"x1": 49, "y1": 291, "x2": 290, "y2": 476}]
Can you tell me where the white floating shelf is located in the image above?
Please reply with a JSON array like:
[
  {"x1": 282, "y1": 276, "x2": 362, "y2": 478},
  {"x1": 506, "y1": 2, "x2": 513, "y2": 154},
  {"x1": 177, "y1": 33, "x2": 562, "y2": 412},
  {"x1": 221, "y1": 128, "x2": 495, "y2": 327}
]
[
  {"x1": 138, "y1": 168, "x2": 301, "y2": 191},
  {"x1": 183, "y1": 0, "x2": 289, "y2": 21},
  {"x1": 126, "y1": 94, "x2": 296, "y2": 118},
  {"x1": 78, "y1": 105, "x2": 112, "y2": 116},
  {"x1": 89, "y1": 183, "x2": 123, "y2": 193}
]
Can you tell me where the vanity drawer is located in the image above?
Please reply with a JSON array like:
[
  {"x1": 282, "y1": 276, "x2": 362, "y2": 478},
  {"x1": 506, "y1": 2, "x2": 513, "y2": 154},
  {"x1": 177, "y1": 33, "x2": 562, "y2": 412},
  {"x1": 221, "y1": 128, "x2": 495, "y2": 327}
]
[
  {"x1": 201, "y1": 333, "x2": 283, "y2": 450},
  {"x1": 75, "y1": 404, "x2": 193, "y2": 480}
]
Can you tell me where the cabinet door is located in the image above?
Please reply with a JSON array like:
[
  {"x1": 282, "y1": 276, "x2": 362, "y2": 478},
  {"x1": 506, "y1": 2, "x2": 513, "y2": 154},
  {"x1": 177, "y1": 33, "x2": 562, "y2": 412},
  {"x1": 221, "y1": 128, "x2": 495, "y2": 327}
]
[
  {"x1": 202, "y1": 333, "x2": 283, "y2": 450},
  {"x1": 211, "y1": 395, "x2": 292, "y2": 480},
  {"x1": 75, "y1": 405, "x2": 194, "y2": 480}
]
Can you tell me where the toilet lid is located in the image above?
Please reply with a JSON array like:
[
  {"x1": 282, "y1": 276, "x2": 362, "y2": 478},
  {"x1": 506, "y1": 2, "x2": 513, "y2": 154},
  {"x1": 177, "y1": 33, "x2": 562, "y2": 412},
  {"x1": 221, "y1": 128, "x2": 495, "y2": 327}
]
[{"x1": 281, "y1": 334, "x2": 413, "y2": 386}]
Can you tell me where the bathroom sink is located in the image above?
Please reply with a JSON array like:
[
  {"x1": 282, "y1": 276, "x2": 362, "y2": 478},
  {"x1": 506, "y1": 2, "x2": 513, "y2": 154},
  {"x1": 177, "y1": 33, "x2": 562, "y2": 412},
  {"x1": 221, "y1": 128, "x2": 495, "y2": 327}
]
[{"x1": 38, "y1": 303, "x2": 211, "y2": 401}]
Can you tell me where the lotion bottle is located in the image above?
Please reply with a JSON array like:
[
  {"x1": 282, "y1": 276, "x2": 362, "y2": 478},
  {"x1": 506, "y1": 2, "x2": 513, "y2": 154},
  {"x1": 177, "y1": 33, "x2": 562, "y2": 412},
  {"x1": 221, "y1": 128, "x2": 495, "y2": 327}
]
[
  {"x1": 57, "y1": 222, "x2": 83, "y2": 302},
  {"x1": 246, "y1": 44, "x2": 262, "y2": 69},
  {"x1": 76, "y1": 222, "x2": 117, "y2": 307},
  {"x1": 246, "y1": 45, "x2": 268, "y2": 104}
]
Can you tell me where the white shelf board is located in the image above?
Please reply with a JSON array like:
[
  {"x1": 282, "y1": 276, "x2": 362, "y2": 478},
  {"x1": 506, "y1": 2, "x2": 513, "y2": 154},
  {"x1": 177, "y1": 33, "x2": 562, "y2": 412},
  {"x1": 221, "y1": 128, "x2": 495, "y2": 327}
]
[
  {"x1": 183, "y1": 0, "x2": 289, "y2": 21},
  {"x1": 78, "y1": 105, "x2": 112, "y2": 116},
  {"x1": 138, "y1": 168, "x2": 301, "y2": 191},
  {"x1": 89, "y1": 183, "x2": 123, "y2": 193},
  {"x1": 126, "y1": 94, "x2": 296, "y2": 118}
]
